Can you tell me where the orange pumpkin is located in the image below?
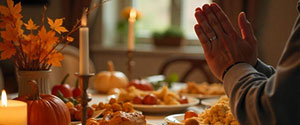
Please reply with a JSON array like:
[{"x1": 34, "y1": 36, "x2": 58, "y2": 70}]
[{"x1": 15, "y1": 80, "x2": 71, "y2": 125}]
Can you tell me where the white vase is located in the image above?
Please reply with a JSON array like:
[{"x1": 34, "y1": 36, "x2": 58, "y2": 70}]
[{"x1": 16, "y1": 70, "x2": 51, "y2": 97}]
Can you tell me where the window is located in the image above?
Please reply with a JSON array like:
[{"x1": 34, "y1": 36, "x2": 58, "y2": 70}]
[
  {"x1": 182, "y1": 0, "x2": 212, "y2": 40},
  {"x1": 101, "y1": 0, "x2": 212, "y2": 46},
  {"x1": 136, "y1": 0, "x2": 171, "y2": 38},
  {"x1": 135, "y1": 0, "x2": 212, "y2": 42}
]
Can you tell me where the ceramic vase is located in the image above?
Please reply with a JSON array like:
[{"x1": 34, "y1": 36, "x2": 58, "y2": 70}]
[{"x1": 16, "y1": 70, "x2": 51, "y2": 97}]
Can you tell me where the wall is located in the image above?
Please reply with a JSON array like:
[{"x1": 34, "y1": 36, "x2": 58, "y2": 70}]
[
  {"x1": 258, "y1": 0, "x2": 299, "y2": 66},
  {"x1": 90, "y1": 45, "x2": 218, "y2": 83}
]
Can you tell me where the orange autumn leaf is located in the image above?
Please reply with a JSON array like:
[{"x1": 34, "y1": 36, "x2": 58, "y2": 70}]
[
  {"x1": 24, "y1": 19, "x2": 38, "y2": 30},
  {"x1": 6, "y1": 0, "x2": 22, "y2": 19},
  {"x1": 38, "y1": 26, "x2": 58, "y2": 51},
  {"x1": 15, "y1": 19, "x2": 24, "y2": 35},
  {"x1": 0, "y1": 41, "x2": 16, "y2": 60},
  {"x1": 0, "y1": 5, "x2": 9, "y2": 17},
  {"x1": 47, "y1": 52, "x2": 64, "y2": 67},
  {"x1": 38, "y1": 26, "x2": 47, "y2": 39},
  {"x1": 66, "y1": 36, "x2": 74, "y2": 42},
  {"x1": 44, "y1": 31, "x2": 58, "y2": 51},
  {"x1": 22, "y1": 34, "x2": 38, "y2": 55},
  {"x1": 47, "y1": 18, "x2": 68, "y2": 34},
  {"x1": 23, "y1": 33, "x2": 37, "y2": 42},
  {"x1": 1, "y1": 24, "x2": 18, "y2": 42},
  {"x1": 0, "y1": 22, "x2": 6, "y2": 29}
]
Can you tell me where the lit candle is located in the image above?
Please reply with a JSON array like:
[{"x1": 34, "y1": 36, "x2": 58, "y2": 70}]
[
  {"x1": 79, "y1": 12, "x2": 89, "y2": 75},
  {"x1": 0, "y1": 90, "x2": 27, "y2": 125},
  {"x1": 127, "y1": 8, "x2": 137, "y2": 51}
]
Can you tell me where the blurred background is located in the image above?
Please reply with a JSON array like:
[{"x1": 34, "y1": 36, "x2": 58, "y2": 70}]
[{"x1": 0, "y1": 0, "x2": 299, "y2": 93}]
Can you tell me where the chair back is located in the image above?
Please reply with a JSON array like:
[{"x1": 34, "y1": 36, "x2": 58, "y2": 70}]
[{"x1": 159, "y1": 56, "x2": 214, "y2": 83}]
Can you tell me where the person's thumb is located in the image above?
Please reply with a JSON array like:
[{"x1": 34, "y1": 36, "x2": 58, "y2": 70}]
[{"x1": 238, "y1": 12, "x2": 256, "y2": 43}]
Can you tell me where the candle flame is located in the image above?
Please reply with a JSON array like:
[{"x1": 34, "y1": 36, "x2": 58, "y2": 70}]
[
  {"x1": 129, "y1": 8, "x2": 137, "y2": 20},
  {"x1": 1, "y1": 90, "x2": 7, "y2": 107},
  {"x1": 81, "y1": 12, "x2": 87, "y2": 26}
]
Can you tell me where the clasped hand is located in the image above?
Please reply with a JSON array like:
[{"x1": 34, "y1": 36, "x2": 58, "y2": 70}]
[{"x1": 194, "y1": 3, "x2": 258, "y2": 80}]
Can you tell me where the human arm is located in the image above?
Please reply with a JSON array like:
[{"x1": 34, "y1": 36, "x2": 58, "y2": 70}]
[
  {"x1": 223, "y1": 43, "x2": 300, "y2": 124},
  {"x1": 194, "y1": 3, "x2": 300, "y2": 124}
]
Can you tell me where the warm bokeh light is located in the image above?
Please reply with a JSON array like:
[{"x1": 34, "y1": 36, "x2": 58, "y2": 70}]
[
  {"x1": 81, "y1": 13, "x2": 87, "y2": 26},
  {"x1": 129, "y1": 8, "x2": 137, "y2": 21},
  {"x1": 1, "y1": 90, "x2": 7, "y2": 107}
]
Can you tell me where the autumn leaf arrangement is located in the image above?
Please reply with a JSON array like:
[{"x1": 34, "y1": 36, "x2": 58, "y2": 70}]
[
  {"x1": 0, "y1": 0, "x2": 110, "y2": 71},
  {"x1": 0, "y1": 0, "x2": 80, "y2": 71}
]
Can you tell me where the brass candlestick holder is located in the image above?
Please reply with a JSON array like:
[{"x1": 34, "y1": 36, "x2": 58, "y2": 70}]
[
  {"x1": 74, "y1": 73, "x2": 94, "y2": 125},
  {"x1": 127, "y1": 50, "x2": 134, "y2": 81}
]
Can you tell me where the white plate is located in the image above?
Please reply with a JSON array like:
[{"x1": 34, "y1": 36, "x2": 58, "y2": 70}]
[
  {"x1": 201, "y1": 98, "x2": 219, "y2": 106},
  {"x1": 164, "y1": 114, "x2": 185, "y2": 125},
  {"x1": 181, "y1": 93, "x2": 223, "y2": 99},
  {"x1": 133, "y1": 97, "x2": 199, "y2": 113},
  {"x1": 71, "y1": 121, "x2": 81, "y2": 125}
]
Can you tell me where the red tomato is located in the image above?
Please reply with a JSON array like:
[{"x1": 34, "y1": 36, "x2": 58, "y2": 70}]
[
  {"x1": 51, "y1": 74, "x2": 72, "y2": 98},
  {"x1": 142, "y1": 94, "x2": 158, "y2": 105},
  {"x1": 179, "y1": 96, "x2": 188, "y2": 104},
  {"x1": 128, "y1": 79, "x2": 153, "y2": 91},
  {"x1": 72, "y1": 80, "x2": 82, "y2": 98},
  {"x1": 132, "y1": 96, "x2": 143, "y2": 104},
  {"x1": 184, "y1": 111, "x2": 198, "y2": 120},
  {"x1": 52, "y1": 84, "x2": 72, "y2": 98}
]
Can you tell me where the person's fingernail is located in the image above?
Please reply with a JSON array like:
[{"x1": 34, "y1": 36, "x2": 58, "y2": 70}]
[
  {"x1": 203, "y1": 4, "x2": 211, "y2": 13},
  {"x1": 242, "y1": 12, "x2": 250, "y2": 23},
  {"x1": 211, "y1": 3, "x2": 220, "y2": 11},
  {"x1": 196, "y1": 11, "x2": 202, "y2": 17},
  {"x1": 202, "y1": 4, "x2": 209, "y2": 10},
  {"x1": 210, "y1": 3, "x2": 216, "y2": 6},
  {"x1": 210, "y1": 3, "x2": 216, "y2": 8}
]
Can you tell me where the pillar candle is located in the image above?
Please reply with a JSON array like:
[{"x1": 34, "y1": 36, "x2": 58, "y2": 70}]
[
  {"x1": 0, "y1": 90, "x2": 27, "y2": 125},
  {"x1": 128, "y1": 8, "x2": 137, "y2": 51},
  {"x1": 79, "y1": 13, "x2": 89, "y2": 75}
]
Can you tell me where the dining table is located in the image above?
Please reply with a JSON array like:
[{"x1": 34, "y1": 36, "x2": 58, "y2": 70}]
[
  {"x1": 88, "y1": 83, "x2": 211, "y2": 125},
  {"x1": 7, "y1": 83, "x2": 215, "y2": 125}
]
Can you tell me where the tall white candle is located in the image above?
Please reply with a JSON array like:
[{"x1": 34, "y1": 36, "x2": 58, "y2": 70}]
[
  {"x1": 127, "y1": 9, "x2": 137, "y2": 51},
  {"x1": 0, "y1": 90, "x2": 27, "y2": 125},
  {"x1": 79, "y1": 13, "x2": 89, "y2": 75}
]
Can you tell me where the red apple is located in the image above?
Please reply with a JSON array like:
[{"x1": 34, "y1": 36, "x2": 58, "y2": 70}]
[
  {"x1": 142, "y1": 94, "x2": 157, "y2": 105},
  {"x1": 52, "y1": 74, "x2": 72, "y2": 98},
  {"x1": 128, "y1": 79, "x2": 153, "y2": 91}
]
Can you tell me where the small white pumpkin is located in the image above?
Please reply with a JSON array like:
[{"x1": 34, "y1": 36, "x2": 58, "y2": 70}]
[{"x1": 94, "y1": 61, "x2": 128, "y2": 93}]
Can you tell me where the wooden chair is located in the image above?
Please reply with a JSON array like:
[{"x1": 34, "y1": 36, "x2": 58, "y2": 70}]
[{"x1": 159, "y1": 56, "x2": 214, "y2": 83}]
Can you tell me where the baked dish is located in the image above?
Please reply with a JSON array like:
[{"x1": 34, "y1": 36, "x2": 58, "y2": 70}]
[
  {"x1": 179, "y1": 82, "x2": 225, "y2": 96},
  {"x1": 117, "y1": 86, "x2": 189, "y2": 105},
  {"x1": 184, "y1": 96, "x2": 239, "y2": 125},
  {"x1": 86, "y1": 111, "x2": 146, "y2": 125}
]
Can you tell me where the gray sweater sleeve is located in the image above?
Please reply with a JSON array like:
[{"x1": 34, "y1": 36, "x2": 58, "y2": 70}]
[
  {"x1": 254, "y1": 59, "x2": 275, "y2": 77},
  {"x1": 223, "y1": 15, "x2": 300, "y2": 125}
]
